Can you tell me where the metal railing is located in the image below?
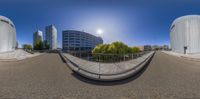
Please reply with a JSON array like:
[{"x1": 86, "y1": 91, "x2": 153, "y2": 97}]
[
  {"x1": 68, "y1": 51, "x2": 150, "y2": 63},
  {"x1": 62, "y1": 51, "x2": 154, "y2": 80}
]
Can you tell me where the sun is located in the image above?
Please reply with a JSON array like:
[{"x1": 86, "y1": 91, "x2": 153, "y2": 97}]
[{"x1": 97, "y1": 29, "x2": 103, "y2": 35}]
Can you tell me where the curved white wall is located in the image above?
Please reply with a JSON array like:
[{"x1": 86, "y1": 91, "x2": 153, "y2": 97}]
[
  {"x1": 0, "y1": 16, "x2": 16, "y2": 53},
  {"x1": 170, "y1": 15, "x2": 200, "y2": 54}
]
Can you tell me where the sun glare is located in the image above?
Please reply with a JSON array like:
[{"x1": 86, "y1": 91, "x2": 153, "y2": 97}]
[{"x1": 97, "y1": 29, "x2": 103, "y2": 35}]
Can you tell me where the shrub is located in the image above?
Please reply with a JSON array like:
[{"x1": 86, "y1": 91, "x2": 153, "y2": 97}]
[
  {"x1": 34, "y1": 39, "x2": 43, "y2": 50},
  {"x1": 43, "y1": 40, "x2": 50, "y2": 49},
  {"x1": 132, "y1": 47, "x2": 140, "y2": 53},
  {"x1": 23, "y1": 44, "x2": 32, "y2": 50},
  {"x1": 92, "y1": 41, "x2": 134, "y2": 55},
  {"x1": 92, "y1": 41, "x2": 143, "y2": 62}
]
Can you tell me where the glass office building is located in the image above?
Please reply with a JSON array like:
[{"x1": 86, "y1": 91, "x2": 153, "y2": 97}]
[{"x1": 62, "y1": 30, "x2": 103, "y2": 53}]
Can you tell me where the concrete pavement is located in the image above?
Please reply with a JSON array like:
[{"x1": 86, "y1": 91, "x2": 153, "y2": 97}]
[
  {"x1": 0, "y1": 49, "x2": 41, "y2": 61},
  {"x1": 0, "y1": 52, "x2": 200, "y2": 99}
]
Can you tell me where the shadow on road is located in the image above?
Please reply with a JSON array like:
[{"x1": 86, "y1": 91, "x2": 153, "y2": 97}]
[{"x1": 71, "y1": 53, "x2": 155, "y2": 86}]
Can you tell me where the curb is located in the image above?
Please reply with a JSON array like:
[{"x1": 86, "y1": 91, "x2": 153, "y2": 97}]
[
  {"x1": 60, "y1": 51, "x2": 155, "y2": 81},
  {"x1": 162, "y1": 51, "x2": 200, "y2": 62},
  {"x1": 0, "y1": 53, "x2": 43, "y2": 62}
]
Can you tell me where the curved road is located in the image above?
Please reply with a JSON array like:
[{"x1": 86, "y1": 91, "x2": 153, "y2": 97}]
[{"x1": 0, "y1": 52, "x2": 200, "y2": 99}]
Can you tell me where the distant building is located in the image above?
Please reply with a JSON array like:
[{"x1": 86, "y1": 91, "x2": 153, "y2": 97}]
[
  {"x1": 144, "y1": 45, "x2": 152, "y2": 51},
  {"x1": 0, "y1": 15, "x2": 16, "y2": 53},
  {"x1": 33, "y1": 30, "x2": 43, "y2": 45},
  {"x1": 163, "y1": 45, "x2": 169, "y2": 50},
  {"x1": 151, "y1": 45, "x2": 160, "y2": 50},
  {"x1": 151, "y1": 45, "x2": 170, "y2": 51},
  {"x1": 45, "y1": 25, "x2": 57, "y2": 50},
  {"x1": 62, "y1": 30, "x2": 103, "y2": 53},
  {"x1": 136, "y1": 45, "x2": 169, "y2": 51},
  {"x1": 135, "y1": 46, "x2": 144, "y2": 51}
]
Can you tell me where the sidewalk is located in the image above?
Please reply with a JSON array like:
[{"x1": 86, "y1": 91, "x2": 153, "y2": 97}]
[
  {"x1": 162, "y1": 51, "x2": 200, "y2": 61},
  {"x1": 0, "y1": 49, "x2": 41, "y2": 61}
]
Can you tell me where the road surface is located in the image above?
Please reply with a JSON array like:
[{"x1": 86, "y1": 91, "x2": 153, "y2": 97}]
[{"x1": 0, "y1": 52, "x2": 200, "y2": 99}]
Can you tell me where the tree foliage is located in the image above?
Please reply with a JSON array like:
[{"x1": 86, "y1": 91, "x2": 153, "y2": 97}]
[
  {"x1": 23, "y1": 44, "x2": 32, "y2": 50},
  {"x1": 107, "y1": 41, "x2": 131, "y2": 54},
  {"x1": 34, "y1": 39, "x2": 43, "y2": 50},
  {"x1": 132, "y1": 47, "x2": 141, "y2": 53},
  {"x1": 92, "y1": 41, "x2": 144, "y2": 62},
  {"x1": 43, "y1": 40, "x2": 50, "y2": 49},
  {"x1": 92, "y1": 41, "x2": 140, "y2": 55}
]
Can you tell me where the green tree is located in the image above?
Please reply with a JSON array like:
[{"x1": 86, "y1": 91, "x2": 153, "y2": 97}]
[
  {"x1": 43, "y1": 40, "x2": 50, "y2": 49},
  {"x1": 92, "y1": 41, "x2": 141, "y2": 62},
  {"x1": 132, "y1": 47, "x2": 140, "y2": 53},
  {"x1": 34, "y1": 39, "x2": 43, "y2": 50},
  {"x1": 23, "y1": 44, "x2": 32, "y2": 50},
  {"x1": 100, "y1": 44, "x2": 110, "y2": 53},
  {"x1": 92, "y1": 41, "x2": 133, "y2": 55},
  {"x1": 108, "y1": 41, "x2": 131, "y2": 54},
  {"x1": 92, "y1": 41, "x2": 135, "y2": 55}
]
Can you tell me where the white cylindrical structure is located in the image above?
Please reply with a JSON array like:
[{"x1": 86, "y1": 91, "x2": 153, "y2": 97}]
[
  {"x1": 170, "y1": 15, "x2": 200, "y2": 54},
  {"x1": 0, "y1": 16, "x2": 16, "y2": 53}
]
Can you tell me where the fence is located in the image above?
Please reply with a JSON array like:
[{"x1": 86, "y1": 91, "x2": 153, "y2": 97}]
[{"x1": 69, "y1": 51, "x2": 150, "y2": 63}]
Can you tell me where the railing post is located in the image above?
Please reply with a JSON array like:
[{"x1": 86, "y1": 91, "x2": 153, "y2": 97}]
[
  {"x1": 87, "y1": 53, "x2": 89, "y2": 60},
  {"x1": 98, "y1": 55, "x2": 100, "y2": 62},
  {"x1": 132, "y1": 54, "x2": 133, "y2": 59},
  {"x1": 99, "y1": 60, "x2": 100, "y2": 77}
]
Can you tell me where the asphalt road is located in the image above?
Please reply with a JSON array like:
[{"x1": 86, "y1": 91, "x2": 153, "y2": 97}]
[{"x1": 0, "y1": 52, "x2": 200, "y2": 99}]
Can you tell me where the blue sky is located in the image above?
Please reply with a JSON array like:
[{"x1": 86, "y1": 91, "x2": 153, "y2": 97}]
[{"x1": 1, "y1": 0, "x2": 200, "y2": 48}]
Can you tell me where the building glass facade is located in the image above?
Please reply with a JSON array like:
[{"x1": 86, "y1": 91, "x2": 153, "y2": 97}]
[
  {"x1": 45, "y1": 25, "x2": 57, "y2": 50},
  {"x1": 62, "y1": 30, "x2": 103, "y2": 53}
]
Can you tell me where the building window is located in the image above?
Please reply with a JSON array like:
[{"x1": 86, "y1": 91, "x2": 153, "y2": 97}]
[
  {"x1": 75, "y1": 41, "x2": 80, "y2": 43},
  {"x1": 69, "y1": 38, "x2": 74, "y2": 40}
]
